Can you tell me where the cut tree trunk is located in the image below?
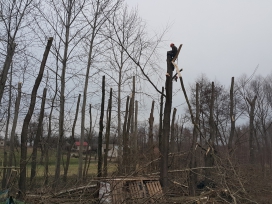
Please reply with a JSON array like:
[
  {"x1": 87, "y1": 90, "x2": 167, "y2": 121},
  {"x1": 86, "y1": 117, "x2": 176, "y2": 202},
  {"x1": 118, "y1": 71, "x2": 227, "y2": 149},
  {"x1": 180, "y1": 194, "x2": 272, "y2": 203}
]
[
  {"x1": 103, "y1": 88, "x2": 112, "y2": 177},
  {"x1": 159, "y1": 87, "x2": 164, "y2": 154},
  {"x1": 188, "y1": 83, "x2": 199, "y2": 196},
  {"x1": 19, "y1": 37, "x2": 53, "y2": 194},
  {"x1": 97, "y1": 76, "x2": 105, "y2": 178},
  {"x1": 228, "y1": 77, "x2": 235, "y2": 153},
  {"x1": 30, "y1": 88, "x2": 47, "y2": 184},
  {"x1": 160, "y1": 53, "x2": 173, "y2": 189}
]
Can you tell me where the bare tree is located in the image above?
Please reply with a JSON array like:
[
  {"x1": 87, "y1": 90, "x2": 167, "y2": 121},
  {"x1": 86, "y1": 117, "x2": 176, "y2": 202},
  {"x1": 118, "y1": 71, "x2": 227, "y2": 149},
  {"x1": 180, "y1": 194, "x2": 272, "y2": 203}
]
[
  {"x1": 78, "y1": 0, "x2": 121, "y2": 181},
  {"x1": 0, "y1": 0, "x2": 36, "y2": 103}
]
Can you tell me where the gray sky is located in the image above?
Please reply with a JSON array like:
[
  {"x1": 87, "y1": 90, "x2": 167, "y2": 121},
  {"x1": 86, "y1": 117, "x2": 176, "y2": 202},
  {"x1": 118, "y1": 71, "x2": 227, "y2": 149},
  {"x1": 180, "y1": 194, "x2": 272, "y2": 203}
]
[
  {"x1": 127, "y1": 0, "x2": 272, "y2": 87},
  {"x1": 124, "y1": 0, "x2": 272, "y2": 122}
]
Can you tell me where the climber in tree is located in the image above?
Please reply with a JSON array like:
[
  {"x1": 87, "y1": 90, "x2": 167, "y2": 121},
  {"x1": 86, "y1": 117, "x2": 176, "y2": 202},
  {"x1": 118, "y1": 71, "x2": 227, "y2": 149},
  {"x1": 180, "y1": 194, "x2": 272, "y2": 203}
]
[{"x1": 167, "y1": 43, "x2": 178, "y2": 60}]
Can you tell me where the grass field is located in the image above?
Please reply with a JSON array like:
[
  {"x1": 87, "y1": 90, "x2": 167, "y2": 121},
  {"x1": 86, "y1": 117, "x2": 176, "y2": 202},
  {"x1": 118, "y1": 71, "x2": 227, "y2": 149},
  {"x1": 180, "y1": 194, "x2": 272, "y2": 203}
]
[{"x1": 0, "y1": 146, "x2": 118, "y2": 187}]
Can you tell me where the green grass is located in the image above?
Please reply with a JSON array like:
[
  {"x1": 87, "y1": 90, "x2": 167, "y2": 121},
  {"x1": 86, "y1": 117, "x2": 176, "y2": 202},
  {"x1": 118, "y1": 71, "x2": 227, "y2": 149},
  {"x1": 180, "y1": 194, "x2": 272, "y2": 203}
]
[{"x1": 0, "y1": 147, "x2": 117, "y2": 183}]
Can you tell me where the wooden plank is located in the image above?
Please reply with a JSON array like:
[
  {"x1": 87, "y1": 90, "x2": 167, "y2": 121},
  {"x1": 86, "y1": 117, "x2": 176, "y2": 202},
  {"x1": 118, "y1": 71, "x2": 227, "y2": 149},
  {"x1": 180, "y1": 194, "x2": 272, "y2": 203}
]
[
  {"x1": 146, "y1": 181, "x2": 164, "y2": 202},
  {"x1": 111, "y1": 180, "x2": 125, "y2": 204},
  {"x1": 140, "y1": 180, "x2": 146, "y2": 199},
  {"x1": 146, "y1": 182, "x2": 154, "y2": 203}
]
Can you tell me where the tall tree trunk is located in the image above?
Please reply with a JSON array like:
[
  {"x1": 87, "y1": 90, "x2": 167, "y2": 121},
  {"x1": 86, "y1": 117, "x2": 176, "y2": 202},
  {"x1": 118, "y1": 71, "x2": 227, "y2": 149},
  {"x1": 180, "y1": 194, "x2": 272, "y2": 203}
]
[
  {"x1": 228, "y1": 77, "x2": 235, "y2": 153},
  {"x1": 7, "y1": 83, "x2": 21, "y2": 188},
  {"x1": 204, "y1": 82, "x2": 215, "y2": 185},
  {"x1": 124, "y1": 92, "x2": 134, "y2": 173},
  {"x1": 19, "y1": 37, "x2": 53, "y2": 193},
  {"x1": 148, "y1": 100, "x2": 155, "y2": 171},
  {"x1": 160, "y1": 53, "x2": 173, "y2": 189},
  {"x1": 189, "y1": 83, "x2": 199, "y2": 196},
  {"x1": 44, "y1": 65, "x2": 58, "y2": 185},
  {"x1": 148, "y1": 101, "x2": 155, "y2": 151},
  {"x1": 63, "y1": 94, "x2": 81, "y2": 182},
  {"x1": 130, "y1": 76, "x2": 135, "y2": 149},
  {"x1": 170, "y1": 108, "x2": 177, "y2": 153},
  {"x1": 55, "y1": 1, "x2": 73, "y2": 185},
  {"x1": 246, "y1": 96, "x2": 257, "y2": 164},
  {"x1": 79, "y1": 4, "x2": 99, "y2": 181},
  {"x1": 2, "y1": 68, "x2": 12, "y2": 188},
  {"x1": 103, "y1": 88, "x2": 112, "y2": 177},
  {"x1": 159, "y1": 87, "x2": 164, "y2": 154},
  {"x1": 122, "y1": 96, "x2": 130, "y2": 174},
  {"x1": 97, "y1": 76, "x2": 105, "y2": 178},
  {"x1": 83, "y1": 104, "x2": 92, "y2": 179},
  {"x1": 0, "y1": 43, "x2": 16, "y2": 104},
  {"x1": 134, "y1": 100, "x2": 138, "y2": 161},
  {"x1": 117, "y1": 69, "x2": 122, "y2": 169},
  {"x1": 30, "y1": 88, "x2": 47, "y2": 184}
]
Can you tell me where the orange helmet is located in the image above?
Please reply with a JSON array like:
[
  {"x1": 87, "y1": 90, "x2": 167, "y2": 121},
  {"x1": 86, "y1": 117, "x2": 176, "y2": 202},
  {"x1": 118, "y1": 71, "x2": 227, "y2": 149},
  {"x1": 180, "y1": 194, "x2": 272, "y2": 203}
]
[{"x1": 170, "y1": 43, "x2": 174, "y2": 47}]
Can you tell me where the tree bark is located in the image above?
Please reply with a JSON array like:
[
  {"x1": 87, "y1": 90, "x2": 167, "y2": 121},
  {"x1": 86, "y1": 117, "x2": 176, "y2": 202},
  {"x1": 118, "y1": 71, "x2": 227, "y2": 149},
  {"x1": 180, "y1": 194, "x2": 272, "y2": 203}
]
[
  {"x1": 148, "y1": 101, "x2": 155, "y2": 151},
  {"x1": 2, "y1": 68, "x2": 12, "y2": 188},
  {"x1": 83, "y1": 104, "x2": 92, "y2": 179},
  {"x1": 170, "y1": 108, "x2": 177, "y2": 153},
  {"x1": 246, "y1": 95, "x2": 257, "y2": 164},
  {"x1": 0, "y1": 43, "x2": 16, "y2": 104},
  {"x1": 130, "y1": 76, "x2": 135, "y2": 147},
  {"x1": 160, "y1": 53, "x2": 173, "y2": 189},
  {"x1": 103, "y1": 88, "x2": 112, "y2": 177},
  {"x1": 204, "y1": 82, "x2": 215, "y2": 185},
  {"x1": 228, "y1": 77, "x2": 235, "y2": 153},
  {"x1": 97, "y1": 76, "x2": 105, "y2": 178},
  {"x1": 159, "y1": 87, "x2": 164, "y2": 154},
  {"x1": 122, "y1": 96, "x2": 130, "y2": 174},
  {"x1": 134, "y1": 100, "x2": 138, "y2": 157},
  {"x1": 63, "y1": 94, "x2": 81, "y2": 182},
  {"x1": 55, "y1": 1, "x2": 73, "y2": 185},
  {"x1": 30, "y1": 88, "x2": 47, "y2": 184},
  {"x1": 19, "y1": 37, "x2": 53, "y2": 193},
  {"x1": 7, "y1": 83, "x2": 21, "y2": 188},
  {"x1": 189, "y1": 83, "x2": 199, "y2": 196},
  {"x1": 79, "y1": 2, "x2": 100, "y2": 180}
]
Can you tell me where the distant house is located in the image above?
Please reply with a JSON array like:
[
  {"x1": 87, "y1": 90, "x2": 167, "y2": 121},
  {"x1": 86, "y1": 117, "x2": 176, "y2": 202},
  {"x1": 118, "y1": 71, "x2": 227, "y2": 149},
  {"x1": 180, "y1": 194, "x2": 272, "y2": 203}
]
[
  {"x1": 73, "y1": 141, "x2": 89, "y2": 151},
  {"x1": 102, "y1": 144, "x2": 118, "y2": 158}
]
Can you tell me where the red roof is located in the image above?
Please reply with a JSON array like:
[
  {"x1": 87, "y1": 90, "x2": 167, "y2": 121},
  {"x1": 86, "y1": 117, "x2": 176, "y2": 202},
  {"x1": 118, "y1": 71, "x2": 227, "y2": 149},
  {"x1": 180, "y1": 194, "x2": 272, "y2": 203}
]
[{"x1": 75, "y1": 142, "x2": 88, "y2": 146}]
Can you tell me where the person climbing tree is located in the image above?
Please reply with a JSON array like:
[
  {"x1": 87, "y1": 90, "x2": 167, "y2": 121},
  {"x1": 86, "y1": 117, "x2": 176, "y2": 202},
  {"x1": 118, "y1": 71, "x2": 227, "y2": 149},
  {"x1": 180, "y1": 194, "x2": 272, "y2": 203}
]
[
  {"x1": 167, "y1": 43, "x2": 178, "y2": 60},
  {"x1": 166, "y1": 43, "x2": 178, "y2": 81}
]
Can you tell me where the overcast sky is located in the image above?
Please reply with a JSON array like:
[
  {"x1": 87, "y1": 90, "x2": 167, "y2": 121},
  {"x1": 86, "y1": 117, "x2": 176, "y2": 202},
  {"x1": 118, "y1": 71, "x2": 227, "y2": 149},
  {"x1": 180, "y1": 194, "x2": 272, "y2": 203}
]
[
  {"x1": 126, "y1": 0, "x2": 272, "y2": 88},
  {"x1": 123, "y1": 0, "x2": 272, "y2": 122}
]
